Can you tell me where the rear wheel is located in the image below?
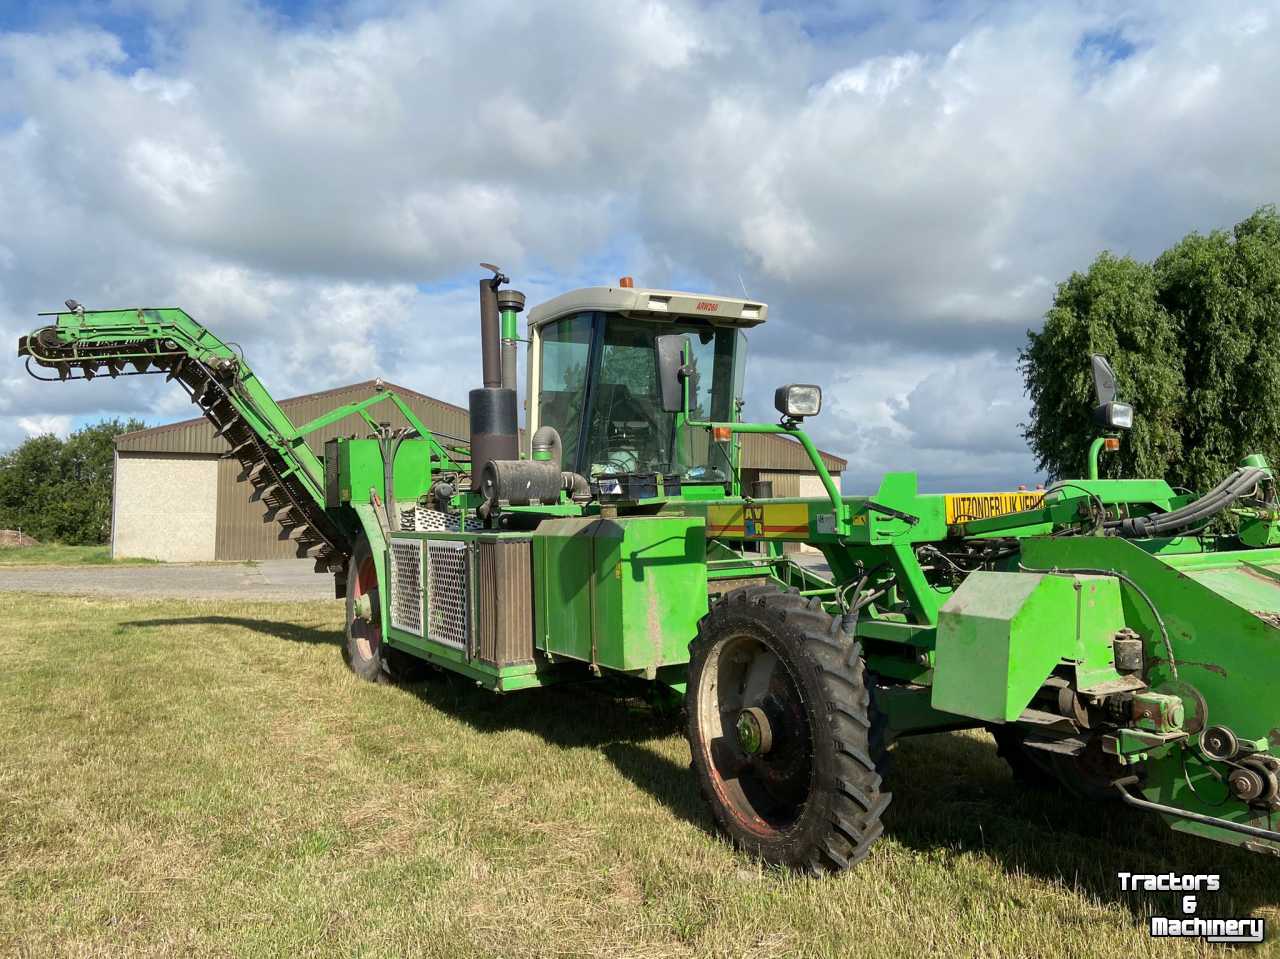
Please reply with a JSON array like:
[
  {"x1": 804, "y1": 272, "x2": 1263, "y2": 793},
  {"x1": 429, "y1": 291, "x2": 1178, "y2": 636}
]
[
  {"x1": 993, "y1": 726, "x2": 1123, "y2": 801},
  {"x1": 686, "y1": 584, "x2": 889, "y2": 874},
  {"x1": 344, "y1": 536, "x2": 387, "y2": 683}
]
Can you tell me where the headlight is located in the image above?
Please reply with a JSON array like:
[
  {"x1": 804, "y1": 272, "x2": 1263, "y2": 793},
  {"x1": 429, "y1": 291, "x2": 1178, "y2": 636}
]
[
  {"x1": 1094, "y1": 401, "x2": 1133, "y2": 431},
  {"x1": 774, "y1": 384, "x2": 822, "y2": 419}
]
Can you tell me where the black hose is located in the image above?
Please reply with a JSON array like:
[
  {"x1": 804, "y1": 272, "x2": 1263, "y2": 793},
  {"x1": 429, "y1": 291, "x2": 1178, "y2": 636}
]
[
  {"x1": 384, "y1": 427, "x2": 423, "y2": 533},
  {"x1": 1112, "y1": 467, "x2": 1265, "y2": 538},
  {"x1": 1104, "y1": 470, "x2": 1240, "y2": 535}
]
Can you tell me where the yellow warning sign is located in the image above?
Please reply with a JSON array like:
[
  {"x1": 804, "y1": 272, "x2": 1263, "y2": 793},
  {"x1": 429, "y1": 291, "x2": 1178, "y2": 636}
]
[
  {"x1": 945, "y1": 491, "x2": 1045, "y2": 524},
  {"x1": 707, "y1": 503, "x2": 810, "y2": 540}
]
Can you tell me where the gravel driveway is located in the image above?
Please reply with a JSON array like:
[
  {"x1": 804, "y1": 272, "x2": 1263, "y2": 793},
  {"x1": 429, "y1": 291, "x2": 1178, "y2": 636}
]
[{"x1": 0, "y1": 559, "x2": 338, "y2": 602}]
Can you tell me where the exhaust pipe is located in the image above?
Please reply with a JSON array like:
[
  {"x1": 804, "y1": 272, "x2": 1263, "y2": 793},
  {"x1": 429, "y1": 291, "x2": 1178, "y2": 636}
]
[
  {"x1": 469, "y1": 264, "x2": 519, "y2": 491},
  {"x1": 478, "y1": 272, "x2": 502, "y2": 389}
]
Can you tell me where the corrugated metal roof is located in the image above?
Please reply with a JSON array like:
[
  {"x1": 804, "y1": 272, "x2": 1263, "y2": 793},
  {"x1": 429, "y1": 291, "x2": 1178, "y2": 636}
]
[
  {"x1": 115, "y1": 380, "x2": 470, "y2": 456},
  {"x1": 117, "y1": 379, "x2": 846, "y2": 471},
  {"x1": 741, "y1": 432, "x2": 845, "y2": 472}
]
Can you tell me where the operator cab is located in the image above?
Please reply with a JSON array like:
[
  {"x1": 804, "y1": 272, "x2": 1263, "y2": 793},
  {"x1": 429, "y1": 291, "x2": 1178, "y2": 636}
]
[{"x1": 526, "y1": 282, "x2": 766, "y2": 486}]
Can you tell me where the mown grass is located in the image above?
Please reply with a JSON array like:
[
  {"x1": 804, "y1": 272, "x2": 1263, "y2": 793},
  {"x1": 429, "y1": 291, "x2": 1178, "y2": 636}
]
[
  {"x1": 0, "y1": 545, "x2": 159, "y2": 566},
  {"x1": 0, "y1": 593, "x2": 1276, "y2": 958}
]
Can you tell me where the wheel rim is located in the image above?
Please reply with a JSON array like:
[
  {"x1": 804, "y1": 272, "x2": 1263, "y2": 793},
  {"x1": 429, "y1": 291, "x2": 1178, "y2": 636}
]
[
  {"x1": 351, "y1": 555, "x2": 381, "y2": 661},
  {"x1": 695, "y1": 630, "x2": 814, "y2": 836}
]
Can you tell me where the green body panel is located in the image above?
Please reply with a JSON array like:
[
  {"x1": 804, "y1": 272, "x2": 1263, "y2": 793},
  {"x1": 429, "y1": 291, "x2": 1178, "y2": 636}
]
[
  {"x1": 932, "y1": 572, "x2": 1126, "y2": 722},
  {"x1": 328, "y1": 437, "x2": 434, "y2": 505},
  {"x1": 532, "y1": 516, "x2": 708, "y2": 674},
  {"x1": 877, "y1": 685, "x2": 971, "y2": 737}
]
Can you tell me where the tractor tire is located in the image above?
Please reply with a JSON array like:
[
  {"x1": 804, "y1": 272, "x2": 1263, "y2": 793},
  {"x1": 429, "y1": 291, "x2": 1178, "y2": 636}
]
[
  {"x1": 992, "y1": 725, "x2": 1058, "y2": 791},
  {"x1": 344, "y1": 535, "x2": 388, "y2": 684},
  {"x1": 686, "y1": 583, "x2": 889, "y2": 874}
]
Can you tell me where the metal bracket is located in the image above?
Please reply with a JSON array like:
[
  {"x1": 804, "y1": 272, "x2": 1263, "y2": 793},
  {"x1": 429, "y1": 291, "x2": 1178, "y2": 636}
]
[{"x1": 1112, "y1": 776, "x2": 1280, "y2": 844}]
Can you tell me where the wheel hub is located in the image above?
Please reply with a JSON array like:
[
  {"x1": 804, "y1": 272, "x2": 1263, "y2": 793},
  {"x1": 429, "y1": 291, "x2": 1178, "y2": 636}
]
[
  {"x1": 353, "y1": 591, "x2": 372, "y2": 622},
  {"x1": 736, "y1": 706, "x2": 774, "y2": 756}
]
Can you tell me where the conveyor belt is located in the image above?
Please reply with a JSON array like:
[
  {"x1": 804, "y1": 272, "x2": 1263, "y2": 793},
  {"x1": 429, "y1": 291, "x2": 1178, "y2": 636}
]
[{"x1": 21, "y1": 328, "x2": 350, "y2": 573}]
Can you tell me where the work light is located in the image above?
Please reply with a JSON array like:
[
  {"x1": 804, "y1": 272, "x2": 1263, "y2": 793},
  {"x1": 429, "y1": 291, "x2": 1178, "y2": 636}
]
[
  {"x1": 1095, "y1": 401, "x2": 1133, "y2": 431},
  {"x1": 774, "y1": 384, "x2": 822, "y2": 419}
]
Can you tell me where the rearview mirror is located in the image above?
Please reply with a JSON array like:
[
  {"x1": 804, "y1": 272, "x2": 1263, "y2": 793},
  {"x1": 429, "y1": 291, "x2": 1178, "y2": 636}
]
[
  {"x1": 1091, "y1": 354, "x2": 1117, "y2": 406},
  {"x1": 656, "y1": 334, "x2": 694, "y2": 413},
  {"x1": 1089, "y1": 354, "x2": 1132, "y2": 431}
]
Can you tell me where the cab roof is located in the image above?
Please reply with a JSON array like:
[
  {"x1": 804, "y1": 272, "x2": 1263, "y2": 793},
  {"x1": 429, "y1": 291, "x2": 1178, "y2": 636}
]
[{"x1": 527, "y1": 285, "x2": 768, "y2": 331}]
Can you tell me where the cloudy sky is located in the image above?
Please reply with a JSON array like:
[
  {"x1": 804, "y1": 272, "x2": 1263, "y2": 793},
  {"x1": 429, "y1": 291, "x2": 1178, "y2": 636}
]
[{"x1": 0, "y1": 0, "x2": 1274, "y2": 491}]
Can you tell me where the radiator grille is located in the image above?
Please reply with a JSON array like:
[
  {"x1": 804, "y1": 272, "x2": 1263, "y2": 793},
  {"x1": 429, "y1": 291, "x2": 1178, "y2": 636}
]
[
  {"x1": 388, "y1": 538, "x2": 423, "y2": 635},
  {"x1": 426, "y1": 541, "x2": 470, "y2": 650},
  {"x1": 475, "y1": 539, "x2": 535, "y2": 666}
]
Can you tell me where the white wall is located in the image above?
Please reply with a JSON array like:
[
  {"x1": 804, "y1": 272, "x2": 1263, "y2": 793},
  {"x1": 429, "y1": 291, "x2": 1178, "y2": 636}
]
[
  {"x1": 113, "y1": 453, "x2": 219, "y2": 561},
  {"x1": 795, "y1": 473, "x2": 838, "y2": 554}
]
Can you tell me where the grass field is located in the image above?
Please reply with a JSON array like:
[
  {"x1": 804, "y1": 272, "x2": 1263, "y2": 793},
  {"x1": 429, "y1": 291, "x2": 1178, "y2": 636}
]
[
  {"x1": 0, "y1": 545, "x2": 159, "y2": 566},
  {"x1": 1, "y1": 593, "x2": 1276, "y2": 958}
]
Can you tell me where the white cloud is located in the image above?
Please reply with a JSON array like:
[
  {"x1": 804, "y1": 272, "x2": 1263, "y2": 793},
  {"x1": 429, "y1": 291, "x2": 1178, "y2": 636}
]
[
  {"x1": 17, "y1": 414, "x2": 72, "y2": 438},
  {"x1": 0, "y1": 0, "x2": 1275, "y2": 491}
]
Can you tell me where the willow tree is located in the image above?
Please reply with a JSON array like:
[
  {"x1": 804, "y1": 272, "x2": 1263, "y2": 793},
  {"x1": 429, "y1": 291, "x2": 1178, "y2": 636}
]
[
  {"x1": 1020, "y1": 253, "x2": 1184, "y2": 484},
  {"x1": 1157, "y1": 207, "x2": 1280, "y2": 490},
  {"x1": 1021, "y1": 205, "x2": 1280, "y2": 493}
]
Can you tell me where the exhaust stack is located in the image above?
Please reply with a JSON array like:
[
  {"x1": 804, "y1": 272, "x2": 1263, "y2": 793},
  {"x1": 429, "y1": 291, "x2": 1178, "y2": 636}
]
[{"x1": 469, "y1": 265, "x2": 519, "y2": 490}]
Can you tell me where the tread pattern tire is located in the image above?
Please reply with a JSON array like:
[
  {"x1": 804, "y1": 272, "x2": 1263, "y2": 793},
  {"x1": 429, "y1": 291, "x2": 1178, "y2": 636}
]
[
  {"x1": 992, "y1": 725, "x2": 1121, "y2": 801},
  {"x1": 344, "y1": 536, "x2": 388, "y2": 684},
  {"x1": 686, "y1": 583, "x2": 889, "y2": 874}
]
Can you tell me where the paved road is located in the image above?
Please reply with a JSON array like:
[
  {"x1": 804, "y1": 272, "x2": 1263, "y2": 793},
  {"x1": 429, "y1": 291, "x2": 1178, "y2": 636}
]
[
  {"x1": 0, "y1": 559, "x2": 339, "y2": 602},
  {"x1": 1, "y1": 552, "x2": 833, "y2": 604}
]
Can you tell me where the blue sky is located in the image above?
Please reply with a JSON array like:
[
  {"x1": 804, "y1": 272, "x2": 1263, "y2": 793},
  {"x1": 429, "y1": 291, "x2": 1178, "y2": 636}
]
[{"x1": 0, "y1": 0, "x2": 1275, "y2": 491}]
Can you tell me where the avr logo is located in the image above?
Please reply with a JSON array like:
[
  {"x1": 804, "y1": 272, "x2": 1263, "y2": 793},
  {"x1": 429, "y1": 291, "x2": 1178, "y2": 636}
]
[{"x1": 1118, "y1": 872, "x2": 1266, "y2": 943}]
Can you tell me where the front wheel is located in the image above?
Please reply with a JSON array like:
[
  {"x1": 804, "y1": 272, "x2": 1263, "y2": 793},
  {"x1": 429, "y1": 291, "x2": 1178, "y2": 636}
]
[
  {"x1": 344, "y1": 536, "x2": 388, "y2": 683},
  {"x1": 686, "y1": 584, "x2": 889, "y2": 874}
]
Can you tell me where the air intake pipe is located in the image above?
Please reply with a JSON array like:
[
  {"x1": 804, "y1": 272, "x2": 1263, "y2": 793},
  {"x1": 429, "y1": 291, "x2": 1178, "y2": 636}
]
[
  {"x1": 497, "y1": 288, "x2": 525, "y2": 392},
  {"x1": 476, "y1": 425, "x2": 591, "y2": 509},
  {"x1": 531, "y1": 425, "x2": 592, "y2": 503}
]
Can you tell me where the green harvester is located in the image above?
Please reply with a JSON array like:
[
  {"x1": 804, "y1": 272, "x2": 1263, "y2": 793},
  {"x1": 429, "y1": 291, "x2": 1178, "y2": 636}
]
[{"x1": 19, "y1": 271, "x2": 1280, "y2": 872}]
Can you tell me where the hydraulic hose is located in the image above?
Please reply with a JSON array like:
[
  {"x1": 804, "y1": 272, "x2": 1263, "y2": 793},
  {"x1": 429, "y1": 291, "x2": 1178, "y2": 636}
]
[
  {"x1": 384, "y1": 427, "x2": 423, "y2": 533},
  {"x1": 1111, "y1": 467, "x2": 1266, "y2": 538}
]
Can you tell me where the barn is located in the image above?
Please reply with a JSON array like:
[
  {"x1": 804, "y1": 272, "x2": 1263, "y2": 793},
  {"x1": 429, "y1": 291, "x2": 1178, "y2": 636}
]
[{"x1": 110, "y1": 383, "x2": 845, "y2": 561}]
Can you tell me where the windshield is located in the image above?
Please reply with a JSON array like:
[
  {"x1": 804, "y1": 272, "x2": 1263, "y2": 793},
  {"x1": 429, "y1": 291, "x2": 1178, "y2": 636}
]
[{"x1": 536, "y1": 312, "x2": 738, "y2": 481}]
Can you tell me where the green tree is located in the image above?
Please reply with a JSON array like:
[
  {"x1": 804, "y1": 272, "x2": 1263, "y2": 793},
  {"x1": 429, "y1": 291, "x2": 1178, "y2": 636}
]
[
  {"x1": 1156, "y1": 207, "x2": 1280, "y2": 490},
  {"x1": 1021, "y1": 205, "x2": 1280, "y2": 493},
  {"x1": 0, "y1": 434, "x2": 64, "y2": 542},
  {"x1": 1021, "y1": 253, "x2": 1184, "y2": 483},
  {"x1": 0, "y1": 418, "x2": 145, "y2": 544}
]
